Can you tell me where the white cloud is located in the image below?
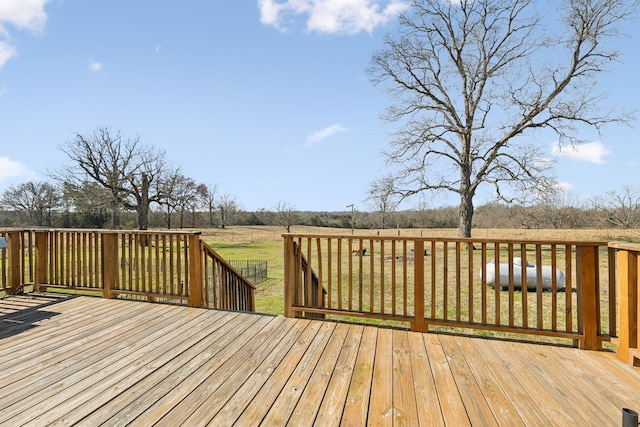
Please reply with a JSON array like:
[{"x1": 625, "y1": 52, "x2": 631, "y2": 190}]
[
  {"x1": 0, "y1": 0, "x2": 50, "y2": 68},
  {"x1": 88, "y1": 60, "x2": 102, "y2": 72},
  {"x1": 305, "y1": 123, "x2": 349, "y2": 147},
  {"x1": 0, "y1": 40, "x2": 16, "y2": 68},
  {"x1": 0, "y1": 156, "x2": 30, "y2": 182},
  {"x1": 258, "y1": 0, "x2": 409, "y2": 35},
  {"x1": 551, "y1": 140, "x2": 611, "y2": 164},
  {"x1": 0, "y1": 0, "x2": 49, "y2": 32},
  {"x1": 555, "y1": 180, "x2": 573, "y2": 192}
]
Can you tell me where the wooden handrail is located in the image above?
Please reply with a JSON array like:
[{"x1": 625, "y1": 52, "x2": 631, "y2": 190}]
[
  {"x1": 0, "y1": 229, "x2": 255, "y2": 313},
  {"x1": 300, "y1": 241, "x2": 326, "y2": 319},
  {"x1": 200, "y1": 241, "x2": 255, "y2": 312},
  {"x1": 283, "y1": 236, "x2": 325, "y2": 319},
  {"x1": 284, "y1": 234, "x2": 614, "y2": 350},
  {"x1": 0, "y1": 230, "x2": 33, "y2": 294}
]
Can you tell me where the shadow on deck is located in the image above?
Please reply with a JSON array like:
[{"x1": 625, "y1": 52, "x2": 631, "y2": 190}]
[{"x1": 0, "y1": 294, "x2": 76, "y2": 339}]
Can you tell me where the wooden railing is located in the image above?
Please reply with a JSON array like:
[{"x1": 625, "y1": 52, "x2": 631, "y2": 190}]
[
  {"x1": 0, "y1": 229, "x2": 255, "y2": 312},
  {"x1": 284, "y1": 234, "x2": 616, "y2": 350},
  {"x1": 610, "y1": 241, "x2": 640, "y2": 365},
  {"x1": 201, "y1": 242, "x2": 255, "y2": 312},
  {"x1": 1, "y1": 229, "x2": 35, "y2": 294}
]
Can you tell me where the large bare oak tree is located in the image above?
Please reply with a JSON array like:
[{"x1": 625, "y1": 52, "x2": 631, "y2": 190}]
[
  {"x1": 58, "y1": 126, "x2": 167, "y2": 230},
  {"x1": 369, "y1": 0, "x2": 636, "y2": 237}
]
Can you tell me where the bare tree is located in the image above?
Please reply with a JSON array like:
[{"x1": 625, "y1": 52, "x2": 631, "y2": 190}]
[
  {"x1": 255, "y1": 208, "x2": 275, "y2": 226},
  {"x1": 593, "y1": 185, "x2": 640, "y2": 228},
  {"x1": 217, "y1": 193, "x2": 238, "y2": 229},
  {"x1": 57, "y1": 127, "x2": 167, "y2": 230},
  {"x1": 0, "y1": 181, "x2": 59, "y2": 226},
  {"x1": 369, "y1": 0, "x2": 636, "y2": 237},
  {"x1": 175, "y1": 176, "x2": 198, "y2": 229},
  {"x1": 411, "y1": 197, "x2": 431, "y2": 234},
  {"x1": 197, "y1": 183, "x2": 219, "y2": 227},
  {"x1": 527, "y1": 189, "x2": 585, "y2": 229},
  {"x1": 274, "y1": 201, "x2": 298, "y2": 232},
  {"x1": 158, "y1": 170, "x2": 198, "y2": 229},
  {"x1": 367, "y1": 176, "x2": 401, "y2": 229},
  {"x1": 61, "y1": 180, "x2": 114, "y2": 228}
]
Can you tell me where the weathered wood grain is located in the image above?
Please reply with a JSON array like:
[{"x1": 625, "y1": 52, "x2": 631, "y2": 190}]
[{"x1": 0, "y1": 295, "x2": 638, "y2": 426}]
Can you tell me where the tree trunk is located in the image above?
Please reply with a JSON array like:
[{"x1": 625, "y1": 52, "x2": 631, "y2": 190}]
[
  {"x1": 458, "y1": 191, "x2": 474, "y2": 238},
  {"x1": 209, "y1": 205, "x2": 215, "y2": 227},
  {"x1": 110, "y1": 196, "x2": 119, "y2": 229},
  {"x1": 138, "y1": 173, "x2": 149, "y2": 230}
]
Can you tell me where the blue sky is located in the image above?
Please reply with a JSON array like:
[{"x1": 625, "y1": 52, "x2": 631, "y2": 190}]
[{"x1": 0, "y1": 1, "x2": 638, "y2": 212}]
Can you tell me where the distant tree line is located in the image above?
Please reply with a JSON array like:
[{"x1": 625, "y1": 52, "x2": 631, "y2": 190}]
[
  {"x1": 0, "y1": 178, "x2": 232, "y2": 229},
  {"x1": 2, "y1": 181, "x2": 640, "y2": 231}
]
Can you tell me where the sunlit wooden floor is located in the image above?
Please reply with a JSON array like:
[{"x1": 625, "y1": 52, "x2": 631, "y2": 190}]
[{"x1": 1, "y1": 294, "x2": 639, "y2": 426}]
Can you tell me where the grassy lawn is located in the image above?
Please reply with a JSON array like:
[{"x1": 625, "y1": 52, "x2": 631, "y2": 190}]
[{"x1": 206, "y1": 239, "x2": 284, "y2": 314}]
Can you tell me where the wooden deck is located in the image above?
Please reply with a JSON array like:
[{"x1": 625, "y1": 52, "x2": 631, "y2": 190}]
[{"x1": 1, "y1": 295, "x2": 639, "y2": 426}]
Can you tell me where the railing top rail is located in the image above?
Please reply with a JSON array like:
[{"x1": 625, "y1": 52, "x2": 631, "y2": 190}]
[
  {"x1": 0, "y1": 228, "x2": 202, "y2": 236},
  {"x1": 609, "y1": 241, "x2": 640, "y2": 251},
  {"x1": 282, "y1": 233, "x2": 606, "y2": 246},
  {"x1": 98, "y1": 230, "x2": 202, "y2": 236}
]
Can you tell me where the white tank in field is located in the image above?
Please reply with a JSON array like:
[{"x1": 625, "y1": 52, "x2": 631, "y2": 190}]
[{"x1": 483, "y1": 257, "x2": 565, "y2": 291}]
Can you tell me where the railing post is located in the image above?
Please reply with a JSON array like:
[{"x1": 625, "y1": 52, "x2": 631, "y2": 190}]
[
  {"x1": 188, "y1": 233, "x2": 203, "y2": 308},
  {"x1": 102, "y1": 232, "x2": 118, "y2": 299},
  {"x1": 6, "y1": 231, "x2": 22, "y2": 294},
  {"x1": 34, "y1": 231, "x2": 49, "y2": 293},
  {"x1": 283, "y1": 235, "x2": 297, "y2": 318},
  {"x1": 616, "y1": 247, "x2": 638, "y2": 364},
  {"x1": 413, "y1": 240, "x2": 426, "y2": 332},
  {"x1": 576, "y1": 245, "x2": 601, "y2": 350}
]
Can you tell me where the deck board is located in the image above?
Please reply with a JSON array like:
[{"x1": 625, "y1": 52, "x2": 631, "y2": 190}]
[
  {"x1": 422, "y1": 333, "x2": 471, "y2": 426},
  {"x1": 466, "y1": 336, "x2": 550, "y2": 426},
  {"x1": 259, "y1": 321, "x2": 337, "y2": 426},
  {"x1": 391, "y1": 329, "x2": 420, "y2": 426},
  {"x1": 314, "y1": 324, "x2": 363, "y2": 427},
  {"x1": 439, "y1": 333, "x2": 523, "y2": 426},
  {"x1": 287, "y1": 321, "x2": 350, "y2": 426},
  {"x1": 337, "y1": 325, "x2": 377, "y2": 427},
  {"x1": 208, "y1": 318, "x2": 313, "y2": 426},
  {"x1": 484, "y1": 337, "x2": 583, "y2": 425},
  {"x1": 407, "y1": 331, "x2": 446, "y2": 427},
  {"x1": 1, "y1": 295, "x2": 640, "y2": 426},
  {"x1": 229, "y1": 320, "x2": 322, "y2": 426},
  {"x1": 369, "y1": 327, "x2": 394, "y2": 426}
]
